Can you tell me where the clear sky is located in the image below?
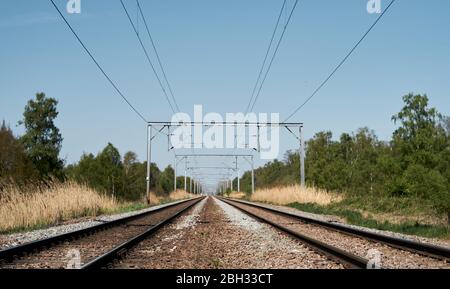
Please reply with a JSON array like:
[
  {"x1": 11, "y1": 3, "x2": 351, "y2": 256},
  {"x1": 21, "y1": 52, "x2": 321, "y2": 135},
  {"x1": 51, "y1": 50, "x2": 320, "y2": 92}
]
[{"x1": 1, "y1": 0, "x2": 449, "y2": 173}]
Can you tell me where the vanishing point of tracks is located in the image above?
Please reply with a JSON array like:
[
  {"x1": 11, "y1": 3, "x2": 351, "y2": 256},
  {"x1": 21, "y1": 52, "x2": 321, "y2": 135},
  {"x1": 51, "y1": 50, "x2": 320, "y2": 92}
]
[
  {"x1": 219, "y1": 197, "x2": 450, "y2": 269},
  {"x1": 0, "y1": 197, "x2": 204, "y2": 269},
  {"x1": 0, "y1": 196, "x2": 448, "y2": 269}
]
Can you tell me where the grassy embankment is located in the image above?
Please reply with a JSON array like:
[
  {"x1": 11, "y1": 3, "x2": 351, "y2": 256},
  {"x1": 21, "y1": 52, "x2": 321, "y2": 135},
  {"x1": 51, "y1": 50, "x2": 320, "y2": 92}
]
[
  {"x1": 0, "y1": 183, "x2": 194, "y2": 234},
  {"x1": 228, "y1": 185, "x2": 450, "y2": 239}
]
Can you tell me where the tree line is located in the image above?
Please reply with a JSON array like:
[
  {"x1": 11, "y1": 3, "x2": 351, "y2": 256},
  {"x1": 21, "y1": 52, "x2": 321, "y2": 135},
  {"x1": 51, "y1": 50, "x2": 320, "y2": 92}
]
[
  {"x1": 1, "y1": 92, "x2": 449, "y2": 215},
  {"x1": 237, "y1": 93, "x2": 450, "y2": 217},
  {"x1": 0, "y1": 92, "x2": 188, "y2": 201},
  {"x1": 65, "y1": 144, "x2": 190, "y2": 200}
]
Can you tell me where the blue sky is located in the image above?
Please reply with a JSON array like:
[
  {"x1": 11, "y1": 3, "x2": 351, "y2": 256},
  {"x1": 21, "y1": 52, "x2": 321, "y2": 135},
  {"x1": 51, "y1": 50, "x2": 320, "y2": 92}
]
[{"x1": 1, "y1": 0, "x2": 449, "y2": 172}]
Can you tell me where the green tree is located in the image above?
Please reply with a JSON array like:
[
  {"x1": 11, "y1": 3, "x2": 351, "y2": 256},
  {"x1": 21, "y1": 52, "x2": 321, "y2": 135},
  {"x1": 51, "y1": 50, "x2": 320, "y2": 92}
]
[
  {"x1": 122, "y1": 151, "x2": 146, "y2": 201},
  {"x1": 159, "y1": 166, "x2": 175, "y2": 195},
  {"x1": 66, "y1": 153, "x2": 101, "y2": 190},
  {"x1": 389, "y1": 94, "x2": 448, "y2": 198},
  {"x1": 0, "y1": 121, "x2": 37, "y2": 184},
  {"x1": 19, "y1": 93, "x2": 64, "y2": 180},
  {"x1": 392, "y1": 93, "x2": 446, "y2": 169},
  {"x1": 96, "y1": 143, "x2": 123, "y2": 198}
]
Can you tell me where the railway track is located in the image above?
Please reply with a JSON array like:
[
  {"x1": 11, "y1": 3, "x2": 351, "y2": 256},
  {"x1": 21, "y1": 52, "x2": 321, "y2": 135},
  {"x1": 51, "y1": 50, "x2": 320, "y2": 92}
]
[
  {"x1": 0, "y1": 197, "x2": 204, "y2": 269},
  {"x1": 218, "y1": 197, "x2": 450, "y2": 269},
  {"x1": 1, "y1": 196, "x2": 448, "y2": 269}
]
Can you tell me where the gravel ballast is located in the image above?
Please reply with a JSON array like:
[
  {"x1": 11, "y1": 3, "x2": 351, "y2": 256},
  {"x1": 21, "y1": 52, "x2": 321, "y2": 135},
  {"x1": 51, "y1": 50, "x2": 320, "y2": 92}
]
[
  {"x1": 225, "y1": 199, "x2": 450, "y2": 269},
  {"x1": 230, "y1": 198, "x2": 450, "y2": 248}
]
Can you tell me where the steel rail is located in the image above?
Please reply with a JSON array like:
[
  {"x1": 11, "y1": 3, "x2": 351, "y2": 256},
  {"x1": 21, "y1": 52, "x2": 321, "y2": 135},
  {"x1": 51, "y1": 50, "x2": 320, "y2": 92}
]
[
  {"x1": 218, "y1": 197, "x2": 368, "y2": 269},
  {"x1": 220, "y1": 197, "x2": 450, "y2": 260},
  {"x1": 0, "y1": 198, "x2": 202, "y2": 263},
  {"x1": 82, "y1": 197, "x2": 204, "y2": 269}
]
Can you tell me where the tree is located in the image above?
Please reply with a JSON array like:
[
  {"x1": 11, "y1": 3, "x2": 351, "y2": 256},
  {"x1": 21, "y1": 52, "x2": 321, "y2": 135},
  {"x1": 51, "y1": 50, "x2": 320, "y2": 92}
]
[
  {"x1": 19, "y1": 93, "x2": 64, "y2": 180},
  {"x1": 0, "y1": 121, "x2": 37, "y2": 184},
  {"x1": 159, "y1": 166, "x2": 174, "y2": 196},
  {"x1": 392, "y1": 93, "x2": 446, "y2": 169},
  {"x1": 389, "y1": 94, "x2": 448, "y2": 198},
  {"x1": 97, "y1": 143, "x2": 123, "y2": 198},
  {"x1": 123, "y1": 151, "x2": 138, "y2": 176},
  {"x1": 66, "y1": 153, "x2": 100, "y2": 189},
  {"x1": 122, "y1": 151, "x2": 146, "y2": 201}
]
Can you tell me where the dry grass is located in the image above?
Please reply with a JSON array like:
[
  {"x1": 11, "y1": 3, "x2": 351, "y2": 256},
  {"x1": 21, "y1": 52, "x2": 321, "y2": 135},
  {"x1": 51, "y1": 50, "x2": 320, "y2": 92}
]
[
  {"x1": 0, "y1": 183, "x2": 196, "y2": 233},
  {"x1": 250, "y1": 185, "x2": 343, "y2": 206},
  {"x1": 146, "y1": 190, "x2": 195, "y2": 205},
  {"x1": 0, "y1": 182, "x2": 119, "y2": 233},
  {"x1": 169, "y1": 190, "x2": 196, "y2": 201},
  {"x1": 228, "y1": 191, "x2": 246, "y2": 199}
]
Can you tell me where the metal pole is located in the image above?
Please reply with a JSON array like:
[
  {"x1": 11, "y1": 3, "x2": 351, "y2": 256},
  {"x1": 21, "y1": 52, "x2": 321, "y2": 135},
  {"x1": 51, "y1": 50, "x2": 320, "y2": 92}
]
[
  {"x1": 236, "y1": 156, "x2": 240, "y2": 192},
  {"x1": 184, "y1": 158, "x2": 187, "y2": 192},
  {"x1": 257, "y1": 125, "x2": 261, "y2": 152},
  {"x1": 190, "y1": 173, "x2": 192, "y2": 193},
  {"x1": 146, "y1": 125, "x2": 152, "y2": 204},
  {"x1": 251, "y1": 156, "x2": 255, "y2": 194},
  {"x1": 300, "y1": 125, "x2": 305, "y2": 188},
  {"x1": 237, "y1": 170, "x2": 240, "y2": 192},
  {"x1": 174, "y1": 157, "x2": 177, "y2": 192},
  {"x1": 231, "y1": 177, "x2": 233, "y2": 191}
]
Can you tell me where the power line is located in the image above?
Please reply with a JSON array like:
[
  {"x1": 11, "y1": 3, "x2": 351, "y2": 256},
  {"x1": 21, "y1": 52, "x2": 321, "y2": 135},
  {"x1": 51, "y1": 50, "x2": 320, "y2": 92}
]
[
  {"x1": 247, "y1": 0, "x2": 300, "y2": 113},
  {"x1": 136, "y1": 0, "x2": 181, "y2": 112},
  {"x1": 283, "y1": 0, "x2": 397, "y2": 122},
  {"x1": 245, "y1": 0, "x2": 287, "y2": 114},
  {"x1": 120, "y1": 0, "x2": 178, "y2": 114},
  {"x1": 49, "y1": 0, "x2": 148, "y2": 123}
]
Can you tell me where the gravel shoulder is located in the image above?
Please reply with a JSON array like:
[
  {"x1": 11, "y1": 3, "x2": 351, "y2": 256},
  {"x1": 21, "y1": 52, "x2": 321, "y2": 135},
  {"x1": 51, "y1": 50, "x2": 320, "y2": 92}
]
[
  {"x1": 230, "y1": 198, "x2": 450, "y2": 248},
  {"x1": 226, "y1": 199, "x2": 449, "y2": 269},
  {"x1": 0, "y1": 199, "x2": 193, "y2": 250}
]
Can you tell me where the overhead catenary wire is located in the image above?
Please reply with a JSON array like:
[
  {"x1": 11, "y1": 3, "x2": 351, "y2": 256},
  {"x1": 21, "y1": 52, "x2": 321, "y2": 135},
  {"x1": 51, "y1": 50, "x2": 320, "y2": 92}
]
[
  {"x1": 283, "y1": 0, "x2": 397, "y2": 122},
  {"x1": 49, "y1": 0, "x2": 148, "y2": 123},
  {"x1": 136, "y1": 0, "x2": 181, "y2": 113},
  {"x1": 247, "y1": 0, "x2": 300, "y2": 113},
  {"x1": 120, "y1": 0, "x2": 178, "y2": 114},
  {"x1": 245, "y1": 0, "x2": 287, "y2": 114},
  {"x1": 50, "y1": 0, "x2": 169, "y2": 139}
]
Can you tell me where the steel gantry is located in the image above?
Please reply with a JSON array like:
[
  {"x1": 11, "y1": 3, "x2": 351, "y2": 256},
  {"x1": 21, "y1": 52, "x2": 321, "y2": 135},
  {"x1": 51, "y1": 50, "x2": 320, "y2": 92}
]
[
  {"x1": 175, "y1": 154, "x2": 254, "y2": 195},
  {"x1": 146, "y1": 121, "x2": 305, "y2": 203}
]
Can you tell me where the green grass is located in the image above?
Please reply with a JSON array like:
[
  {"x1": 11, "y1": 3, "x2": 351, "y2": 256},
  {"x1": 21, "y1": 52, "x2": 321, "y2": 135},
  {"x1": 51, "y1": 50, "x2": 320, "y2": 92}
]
[
  {"x1": 104, "y1": 203, "x2": 149, "y2": 215},
  {"x1": 288, "y1": 201, "x2": 450, "y2": 239}
]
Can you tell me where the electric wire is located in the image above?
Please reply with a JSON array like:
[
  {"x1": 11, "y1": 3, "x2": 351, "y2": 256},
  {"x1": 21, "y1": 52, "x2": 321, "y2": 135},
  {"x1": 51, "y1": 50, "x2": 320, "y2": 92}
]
[
  {"x1": 49, "y1": 0, "x2": 148, "y2": 123},
  {"x1": 283, "y1": 0, "x2": 396, "y2": 122}
]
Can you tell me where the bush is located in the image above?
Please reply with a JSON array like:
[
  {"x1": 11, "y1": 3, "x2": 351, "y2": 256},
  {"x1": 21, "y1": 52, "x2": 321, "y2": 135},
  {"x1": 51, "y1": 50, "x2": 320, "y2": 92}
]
[{"x1": 403, "y1": 164, "x2": 447, "y2": 199}]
